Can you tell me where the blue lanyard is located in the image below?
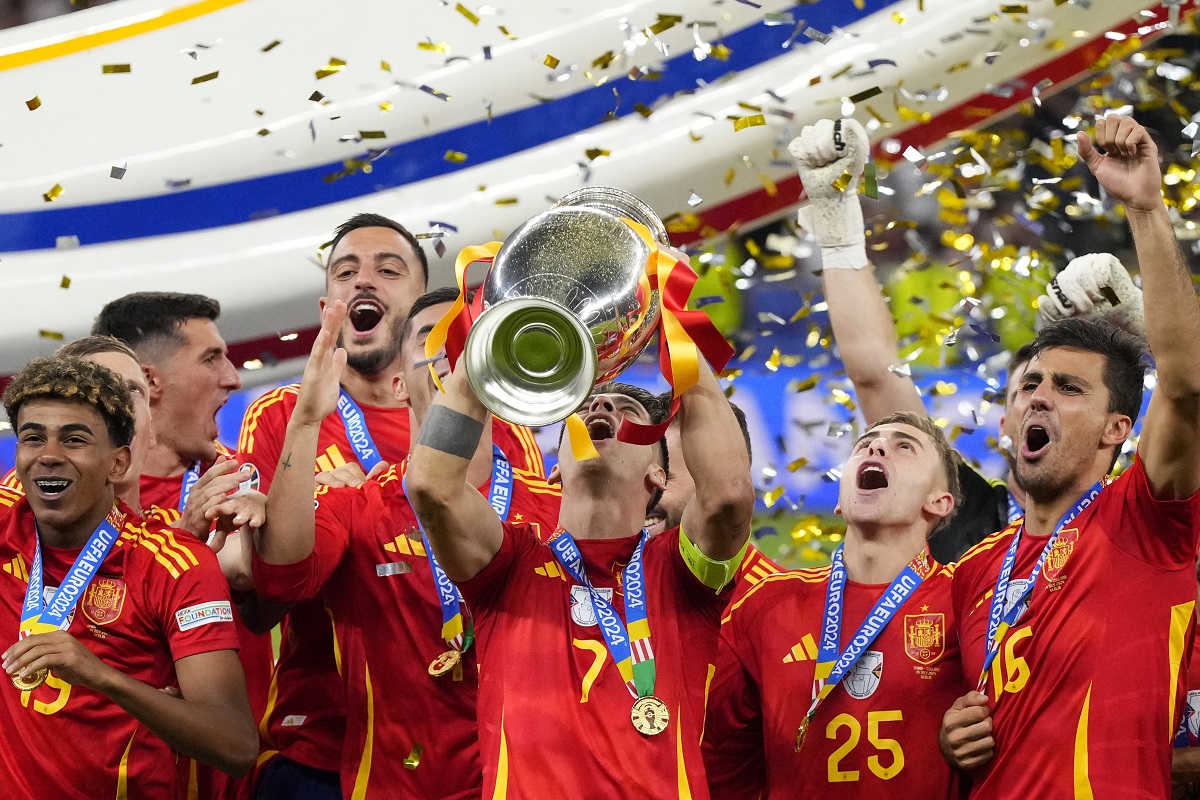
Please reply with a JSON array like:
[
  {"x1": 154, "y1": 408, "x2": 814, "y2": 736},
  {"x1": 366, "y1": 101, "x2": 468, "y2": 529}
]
[
  {"x1": 549, "y1": 529, "x2": 655, "y2": 699},
  {"x1": 404, "y1": 446, "x2": 512, "y2": 651},
  {"x1": 978, "y1": 481, "x2": 1105, "y2": 691},
  {"x1": 22, "y1": 507, "x2": 124, "y2": 637},
  {"x1": 177, "y1": 461, "x2": 202, "y2": 512},
  {"x1": 337, "y1": 389, "x2": 383, "y2": 470},
  {"x1": 1006, "y1": 490, "x2": 1023, "y2": 525},
  {"x1": 805, "y1": 544, "x2": 929, "y2": 719}
]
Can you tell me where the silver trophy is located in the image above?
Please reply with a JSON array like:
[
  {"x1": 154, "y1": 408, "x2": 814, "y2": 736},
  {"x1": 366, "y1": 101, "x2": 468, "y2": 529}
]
[{"x1": 462, "y1": 187, "x2": 669, "y2": 427}]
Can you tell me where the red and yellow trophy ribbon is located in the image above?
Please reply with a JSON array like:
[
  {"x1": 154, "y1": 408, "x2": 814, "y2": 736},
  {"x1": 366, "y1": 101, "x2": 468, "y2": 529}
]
[
  {"x1": 616, "y1": 221, "x2": 735, "y2": 446},
  {"x1": 424, "y1": 242, "x2": 501, "y2": 392}
]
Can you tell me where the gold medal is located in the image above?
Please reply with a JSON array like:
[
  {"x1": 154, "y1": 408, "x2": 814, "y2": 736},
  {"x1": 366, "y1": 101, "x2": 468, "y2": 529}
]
[
  {"x1": 428, "y1": 649, "x2": 461, "y2": 677},
  {"x1": 630, "y1": 695, "x2": 670, "y2": 736},
  {"x1": 11, "y1": 668, "x2": 48, "y2": 692},
  {"x1": 794, "y1": 715, "x2": 810, "y2": 753}
]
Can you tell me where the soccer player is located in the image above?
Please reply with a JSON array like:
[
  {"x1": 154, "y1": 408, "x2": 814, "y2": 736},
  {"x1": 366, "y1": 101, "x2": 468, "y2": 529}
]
[
  {"x1": 0, "y1": 356, "x2": 257, "y2": 799},
  {"x1": 791, "y1": 117, "x2": 1146, "y2": 562},
  {"x1": 939, "y1": 114, "x2": 1200, "y2": 798},
  {"x1": 703, "y1": 411, "x2": 962, "y2": 799},
  {"x1": 253, "y1": 291, "x2": 560, "y2": 798},
  {"x1": 406, "y1": 287, "x2": 756, "y2": 798},
  {"x1": 645, "y1": 399, "x2": 780, "y2": 591},
  {"x1": 237, "y1": 215, "x2": 545, "y2": 798},
  {"x1": 94, "y1": 292, "x2": 271, "y2": 800}
]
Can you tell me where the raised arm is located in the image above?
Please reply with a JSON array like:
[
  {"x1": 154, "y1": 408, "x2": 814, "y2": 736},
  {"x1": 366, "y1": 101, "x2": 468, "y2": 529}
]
[
  {"x1": 1080, "y1": 114, "x2": 1200, "y2": 499},
  {"x1": 678, "y1": 358, "x2": 754, "y2": 562},
  {"x1": 790, "y1": 117, "x2": 926, "y2": 425},
  {"x1": 259, "y1": 300, "x2": 347, "y2": 566},
  {"x1": 406, "y1": 365, "x2": 503, "y2": 583}
]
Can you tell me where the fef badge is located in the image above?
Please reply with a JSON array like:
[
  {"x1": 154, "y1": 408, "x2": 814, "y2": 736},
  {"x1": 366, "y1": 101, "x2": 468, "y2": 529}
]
[
  {"x1": 1041, "y1": 527, "x2": 1078, "y2": 591},
  {"x1": 904, "y1": 613, "x2": 944, "y2": 666},
  {"x1": 82, "y1": 577, "x2": 127, "y2": 626}
]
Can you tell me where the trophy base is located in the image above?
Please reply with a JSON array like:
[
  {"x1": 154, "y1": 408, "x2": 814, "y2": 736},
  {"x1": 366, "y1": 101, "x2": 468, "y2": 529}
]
[{"x1": 464, "y1": 296, "x2": 597, "y2": 427}]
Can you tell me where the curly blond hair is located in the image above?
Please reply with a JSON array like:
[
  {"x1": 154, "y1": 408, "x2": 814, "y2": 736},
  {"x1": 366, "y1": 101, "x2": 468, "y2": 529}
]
[{"x1": 3, "y1": 356, "x2": 135, "y2": 446}]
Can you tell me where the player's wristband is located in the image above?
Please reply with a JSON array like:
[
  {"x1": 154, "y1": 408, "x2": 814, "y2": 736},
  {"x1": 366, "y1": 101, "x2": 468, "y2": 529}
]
[
  {"x1": 678, "y1": 528, "x2": 749, "y2": 592},
  {"x1": 820, "y1": 243, "x2": 868, "y2": 271}
]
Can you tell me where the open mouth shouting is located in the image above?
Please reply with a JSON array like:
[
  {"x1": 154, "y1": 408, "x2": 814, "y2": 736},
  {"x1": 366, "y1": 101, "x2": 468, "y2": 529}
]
[
  {"x1": 348, "y1": 297, "x2": 387, "y2": 337},
  {"x1": 856, "y1": 461, "x2": 889, "y2": 492},
  {"x1": 31, "y1": 477, "x2": 72, "y2": 500},
  {"x1": 1021, "y1": 423, "x2": 1052, "y2": 460},
  {"x1": 585, "y1": 414, "x2": 617, "y2": 442}
]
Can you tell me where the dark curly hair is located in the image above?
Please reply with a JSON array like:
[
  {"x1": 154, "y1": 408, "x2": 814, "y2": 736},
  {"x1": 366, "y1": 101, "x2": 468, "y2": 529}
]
[{"x1": 3, "y1": 357, "x2": 135, "y2": 447}]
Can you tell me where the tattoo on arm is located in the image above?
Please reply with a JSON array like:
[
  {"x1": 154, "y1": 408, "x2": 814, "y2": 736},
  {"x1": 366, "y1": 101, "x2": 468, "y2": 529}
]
[
  {"x1": 417, "y1": 406, "x2": 485, "y2": 460},
  {"x1": 280, "y1": 453, "x2": 293, "y2": 470}
]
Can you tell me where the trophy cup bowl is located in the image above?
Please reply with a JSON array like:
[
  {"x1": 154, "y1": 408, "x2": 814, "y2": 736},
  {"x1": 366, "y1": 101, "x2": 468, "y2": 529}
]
[{"x1": 462, "y1": 187, "x2": 669, "y2": 427}]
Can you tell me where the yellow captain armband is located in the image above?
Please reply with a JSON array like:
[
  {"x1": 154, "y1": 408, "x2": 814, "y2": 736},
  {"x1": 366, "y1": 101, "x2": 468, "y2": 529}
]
[{"x1": 678, "y1": 528, "x2": 749, "y2": 592}]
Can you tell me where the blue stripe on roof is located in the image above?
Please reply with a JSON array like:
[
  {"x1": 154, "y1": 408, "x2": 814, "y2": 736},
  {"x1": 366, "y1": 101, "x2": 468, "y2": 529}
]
[{"x1": 0, "y1": 1, "x2": 892, "y2": 252}]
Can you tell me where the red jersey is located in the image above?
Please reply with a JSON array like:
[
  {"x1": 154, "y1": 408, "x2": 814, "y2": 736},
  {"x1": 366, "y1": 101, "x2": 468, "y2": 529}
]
[
  {"x1": 139, "y1": 449, "x2": 273, "y2": 800},
  {"x1": 238, "y1": 383, "x2": 547, "y2": 777},
  {"x1": 952, "y1": 458, "x2": 1200, "y2": 799},
  {"x1": 704, "y1": 562, "x2": 960, "y2": 800},
  {"x1": 0, "y1": 491, "x2": 240, "y2": 800},
  {"x1": 252, "y1": 460, "x2": 560, "y2": 799},
  {"x1": 733, "y1": 544, "x2": 781, "y2": 597},
  {"x1": 458, "y1": 523, "x2": 728, "y2": 800}
]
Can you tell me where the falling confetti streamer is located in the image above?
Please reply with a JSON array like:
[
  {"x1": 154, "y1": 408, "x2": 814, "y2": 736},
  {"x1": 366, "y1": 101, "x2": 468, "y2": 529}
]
[
  {"x1": 43, "y1": 184, "x2": 63, "y2": 202},
  {"x1": 444, "y1": 150, "x2": 468, "y2": 163},
  {"x1": 110, "y1": 164, "x2": 127, "y2": 180},
  {"x1": 25, "y1": 96, "x2": 41, "y2": 111},
  {"x1": 59, "y1": 276, "x2": 71, "y2": 289},
  {"x1": 102, "y1": 64, "x2": 131, "y2": 74},
  {"x1": 191, "y1": 71, "x2": 219, "y2": 84},
  {"x1": 733, "y1": 114, "x2": 766, "y2": 131},
  {"x1": 261, "y1": 39, "x2": 281, "y2": 52},
  {"x1": 315, "y1": 57, "x2": 346, "y2": 79},
  {"x1": 39, "y1": 330, "x2": 65, "y2": 341},
  {"x1": 456, "y1": 3, "x2": 480, "y2": 25}
]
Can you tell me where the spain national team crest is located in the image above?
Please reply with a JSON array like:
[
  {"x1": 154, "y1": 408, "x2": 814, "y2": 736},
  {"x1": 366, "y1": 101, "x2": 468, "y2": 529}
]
[
  {"x1": 82, "y1": 577, "x2": 127, "y2": 626},
  {"x1": 844, "y1": 651, "x2": 883, "y2": 700},
  {"x1": 569, "y1": 584, "x2": 613, "y2": 627},
  {"x1": 904, "y1": 613, "x2": 945, "y2": 666},
  {"x1": 1041, "y1": 527, "x2": 1078, "y2": 589}
]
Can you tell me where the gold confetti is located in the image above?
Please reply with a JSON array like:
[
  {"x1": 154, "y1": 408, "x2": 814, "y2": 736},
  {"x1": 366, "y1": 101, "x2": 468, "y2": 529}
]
[
  {"x1": 848, "y1": 86, "x2": 882, "y2": 103},
  {"x1": 831, "y1": 170, "x2": 853, "y2": 193},
  {"x1": 738, "y1": 345, "x2": 757, "y2": 363},
  {"x1": 592, "y1": 51, "x2": 616, "y2": 69},
  {"x1": 39, "y1": 330, "x2": 64, "y2": 340},
  {"x1": 191, "y1": 71, "x2": 219, "y2": 84},
  {"x1": 315, "y1": 57, "x2": 346, "y2": 79},
  {"x1": 584, "y1": 148, "x2": 610, "y2": 161},
  {"x1": 648, "y1": 13, "x2": 682, "y2": 35},
  {"x1": 261, "y1": 39, "x2": 281, "y2": 52},
  {"x1": 359, "y1": 130, "x2": 386, "y2": 139},
  {"x1": 733, "y1": 114, "x2": 766, "y2": 131},
  {"x1": 757, "y1": 173, "x2": 778, "y2": 197},
  {"x1": 444, "y1": 150, "x2": 468, "y2": 163},
  {"x1": 257, "y1": 128, "x2": 270, "y2": 136},
  {"x1": 380, "y1": 60, "x2": 391, "y2": 72},
  {"x1": 43, "y1": 184, "x2": 63, "y2": 202},
  {"x1": 403, "y1": 745, "x2": 424, "y2": 770},
  {"x1": 309, "y1": 91, "x2": 325, "y2": 103},
  {"x1": 711, "y1": 43, "x2": 731, "y2": 61},
  {"x1": 25, "y1": 96, "x2": 41, "y2": 111},
  {"x1": 787, "y1": 457, "x2": 810, "y2": 472},
  {"x1": 766, "y1": 347, "x2": 782, "y2": 372},
  {"x1": 634, "y1": 103, "x2": 653, "y2": 118},
  {"x1": 933, "y1": 381, "x2": 958, "y2": 396},
  {"x1": 494, "y1": 197, "x2": 519, "y2": 205},
  {"x1": 102, "y1": 64, "x2": 131, "y2": 74},
  {"x1": 763, "y1": 486, "x2": 786, "y2": 508},
  {"x1": 544, "y1": 55, "x2": 560, "y2": 69},
  {"x1": 498, "y1": 25, "x2": 517, "y2": 40},
  {"x1": 455, "y1": 2, "x2": 480, "y2": 24},
  {"x1": 59, "y1": 276, "x2": 71, "y2": 289},
  {"x1": 379, "y1": 101, "x2": 393, "y2": 112},
  {"x1": 418, "y1": 41, "x2": 450, "y2": 53},
  {"x1": 1000, "y1": 4, "x2": 1028, "y2": 12},
  {"x1": 724, "y1": 168, "x2": 736, "y2": 186},
  {"x1": 892, "y1": 11, "x2": 907, "y2": 23}
]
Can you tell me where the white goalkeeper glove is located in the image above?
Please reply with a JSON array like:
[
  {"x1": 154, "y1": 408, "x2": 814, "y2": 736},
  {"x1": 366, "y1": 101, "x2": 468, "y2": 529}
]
[
  {"x1": 1037, "y1": 253, "x2": 1146, "y2": 339},
  {"x1": 788, "y1": 118, "x2": 869, "y2": 271}
]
